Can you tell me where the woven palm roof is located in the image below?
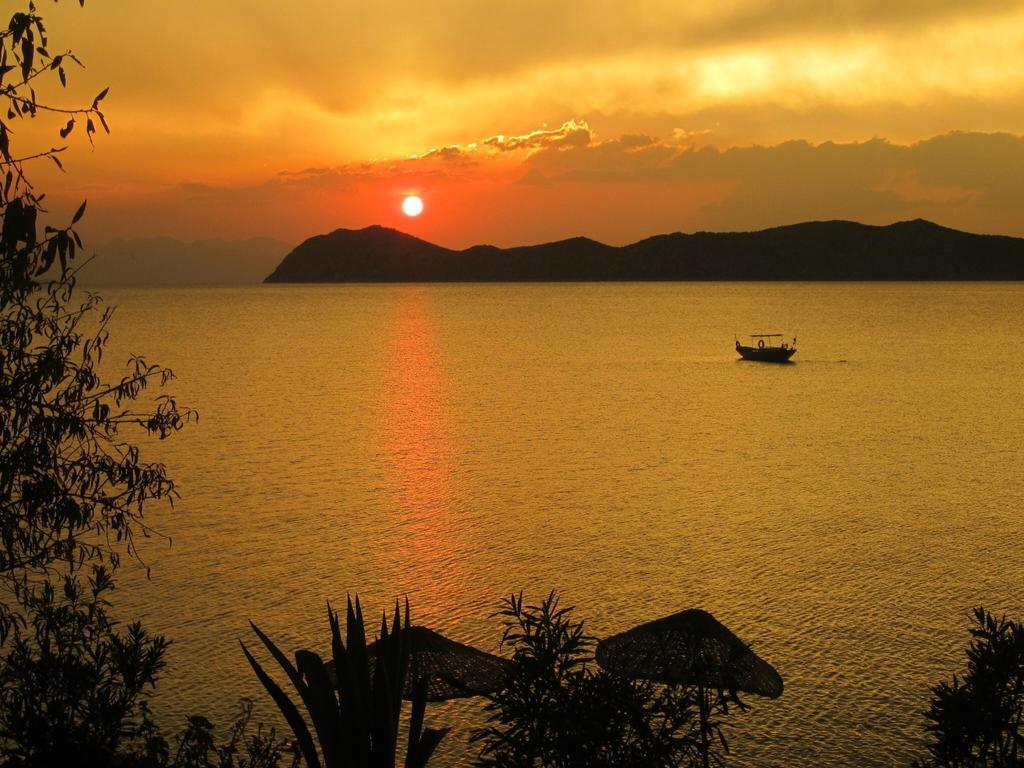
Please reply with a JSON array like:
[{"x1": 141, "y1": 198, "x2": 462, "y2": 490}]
[
  {"x1": 327, "y1": 625, "x2": 508, "y2": 702},
  {"x1": 595, "y1": 608, "x2": 783, "y2": 698}
]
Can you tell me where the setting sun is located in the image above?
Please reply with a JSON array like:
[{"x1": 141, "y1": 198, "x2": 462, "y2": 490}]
[{"x1": 402, "y1": 195, "x2": 424, "y2": 217}]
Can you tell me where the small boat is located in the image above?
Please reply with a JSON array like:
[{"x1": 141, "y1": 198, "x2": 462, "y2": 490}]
[{"x1": 735, "y1": 333, "x2": 797, "y2": 363}]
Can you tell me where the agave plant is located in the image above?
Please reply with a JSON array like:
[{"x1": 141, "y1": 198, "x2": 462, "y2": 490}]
[{"x1": 241, "y1": 597, "x2": 448, "y2": 768}]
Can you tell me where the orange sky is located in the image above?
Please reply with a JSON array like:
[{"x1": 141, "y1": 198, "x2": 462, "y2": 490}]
[{"x1": 28, "y1": 1, "x2": 1024, "y2": 246}]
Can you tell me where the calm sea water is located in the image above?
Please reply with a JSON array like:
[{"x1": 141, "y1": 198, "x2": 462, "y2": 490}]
[{"x1": 101, "y1": 283, "x2": 1024, "y2": 768}]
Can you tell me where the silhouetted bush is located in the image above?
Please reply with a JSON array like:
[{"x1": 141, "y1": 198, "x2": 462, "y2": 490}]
[
  {"x1": 0, "y1": 567, "x2": 165, "y2": 764},
  {"x1": 138, "y1": 700, "x2": 292, "y2": 768},
  {"x1": 916, "y1": 607, "x2": 1024, "y2": 768},
  {"x1": 0, "y1": 5, "x2": 274, "y2": 764},
  {"x1": 0, "y1": 567, "x2": 290, "y2": 767},
  {"x1": 472, "y1": 592, "x2": 699, "y2": 768},
  {"x1": 0, "y1": 0, "x2": 192, "y2": 642}
]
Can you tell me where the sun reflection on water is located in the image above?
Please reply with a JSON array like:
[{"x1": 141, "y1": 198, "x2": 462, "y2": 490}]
[{"x1": 380, "y1": 288, "x2": 464, "y2": 627}]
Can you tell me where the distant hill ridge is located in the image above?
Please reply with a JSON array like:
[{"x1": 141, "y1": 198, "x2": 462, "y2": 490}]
[
  {"x1": 263, "y1": 219, "x2": 1024, "y2": 282},
  {"x1": 81, "y1": 236, "x2": 290, "y2": 286}
]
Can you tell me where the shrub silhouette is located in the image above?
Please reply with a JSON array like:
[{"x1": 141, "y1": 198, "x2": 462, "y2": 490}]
[
  {"x1": 473, "y1": 592, "x2": 699, "y2": 768},
  {"x1": 0, "y1": 568, "x2": 166, "y2": 764},
  {"x1": 917, "y1": 607, "x2": 1024, "y2": 768}
]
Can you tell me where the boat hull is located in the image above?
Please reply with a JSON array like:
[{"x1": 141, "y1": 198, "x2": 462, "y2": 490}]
[{"x1": 736, "y1": 345, "x2": 796, "y2": 363}]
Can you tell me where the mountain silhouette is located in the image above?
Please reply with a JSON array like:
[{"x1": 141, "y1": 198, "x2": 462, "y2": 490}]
[
  {"x1": 83, "y1": 236, "x2": 290, "y2": 285},
  {"x1": 264, "y1": 220, "x2": 1024, "y2": 282}
]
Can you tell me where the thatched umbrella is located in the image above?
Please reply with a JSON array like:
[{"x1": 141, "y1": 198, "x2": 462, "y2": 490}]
[
  {"x1": 327, "y1": 625, "x2": 509, "y2": 702},
  {"x1": 595, "y1": 608, "x2": 782, "y2": 697},
  {"x1": 596, "y1": 608, "x2": 782, "y2": 768}
]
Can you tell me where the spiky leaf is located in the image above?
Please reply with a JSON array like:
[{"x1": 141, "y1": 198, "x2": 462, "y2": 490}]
[{"x1": 241, "y1": 641, "x2": 322, "y2": 768}]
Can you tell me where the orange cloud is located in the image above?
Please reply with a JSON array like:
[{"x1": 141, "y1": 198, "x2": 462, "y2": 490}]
[
  {"x1": 31, "y1": 1, "x2": 1024, "y2": 190},
  {"x1": 59, "y1": 125, "x2": 1024, "y2": 251},
  {"x1": 481, "y1": 121, "x2": 592, "y2": 152}
]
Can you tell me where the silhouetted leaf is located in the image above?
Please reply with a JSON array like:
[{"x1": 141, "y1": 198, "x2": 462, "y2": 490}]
[
  {"x1": 408, "y1": 727, "x2": 450, "y2": 768},
  {"x1": 9, "y1": 13, "x2": 28, "y2": 43},
  {"x1": 295, "y1": 650, "x2": 341, "y2": 766},
  {"x1": 20, "y1": 37, "x2": 33, "y2": 82},
  {"x1": 241, "y1": 642, "x2": 322, "y2": 768},
  {"x1": 71, "y1": 200, "x2": 86, "y2": 224}
]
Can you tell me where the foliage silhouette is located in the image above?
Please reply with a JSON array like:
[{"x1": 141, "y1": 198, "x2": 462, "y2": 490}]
[
  {"x1": 243, "y1": 597, "x2": 448, "y2": 768},
  {"x1": 0, "y1": 0, "x2": 194, "y2": 640},
  {"x1": 0, "y1": 3, "x2": 230, "y2": 765},
  {"x1": 145, "y1": 700, "x2": 292, "y2": 768},
  {"x1": 0, "y1": 566, "x2": 166, "y2": 764},
  {"x1": 472, "y1": 592, "x2": 700, "y2": 768},
  {"x1": 916, "y1": 607, "x2": 1024, "y2": 768},
  {"x1": 0, "y1": 566, "x2": 292, "y2": 766}
]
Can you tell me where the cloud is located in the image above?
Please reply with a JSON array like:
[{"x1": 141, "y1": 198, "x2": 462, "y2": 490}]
[
  {"x1": 670, "y1": 0, "x2": 1024, "y2": 50},
  {"x1": 415, "y1": 145, "x2": 472, "y2": 163},
  {"x1": 481, "y1": 121, "x2": 592, "y2": 152},
  {"x1": 379, "y1": 122, "x2": 596, "y2": 166},
  {"x1": 63, "y1": 119, "x2": 1024, "y2": 250},
  {"x1": 61, "y1": 1, "x2": 1024, "y2": 102},
  {"x1": 511, "y1": 130, "x2": 1024, "y2": 230},
  {"x1": 908, "y1": 132, "x2": 1024, "y2": 207},
  {"x1": 38, "y1": 1, "x2": 1024, "y2": 173},
  {"x1": 520, "y1": 129, "x2": 1024, "y2": 191},
  {"x1": 276, "y1": 167, "x2": 335, "y2": 178}
]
